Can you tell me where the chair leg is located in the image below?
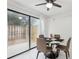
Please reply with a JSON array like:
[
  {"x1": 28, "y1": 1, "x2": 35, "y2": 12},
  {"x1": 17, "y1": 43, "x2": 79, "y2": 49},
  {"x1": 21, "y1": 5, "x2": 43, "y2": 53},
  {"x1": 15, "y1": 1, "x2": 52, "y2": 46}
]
[
  {"x1": 44, "y1": 53, "x2": 46, "y2": 59},
  {"x1": 45, "y1": 56, "x2": 46, "y2": 59},
  {"x1": 36, "y1": 51, "x2": 40, "y2": 59},
  {"x1": 68, "y1": 50, "x2": 70, "y2": 57},
  {"x1": 65, "y1": 51, "x2": 68, "y2": 59}
]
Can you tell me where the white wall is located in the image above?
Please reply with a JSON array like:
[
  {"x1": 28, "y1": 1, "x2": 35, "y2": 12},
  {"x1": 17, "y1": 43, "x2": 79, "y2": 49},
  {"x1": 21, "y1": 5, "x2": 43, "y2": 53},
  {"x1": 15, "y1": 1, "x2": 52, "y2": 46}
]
[{"x1": 44, "y1": 15, "x2": 72, "y2": 40}]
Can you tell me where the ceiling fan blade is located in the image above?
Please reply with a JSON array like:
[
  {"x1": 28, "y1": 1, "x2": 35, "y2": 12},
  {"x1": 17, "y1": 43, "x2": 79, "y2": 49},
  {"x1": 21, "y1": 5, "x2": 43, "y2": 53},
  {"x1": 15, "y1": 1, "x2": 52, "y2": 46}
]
[
  {"x1": 46, "y1": 0, "x2": 56, "y2": 3},
  {"x1": 53, "y1": 3, "x2": 62, "y2": 8},
  {"x1": 45, "y1": 0, "x2": 49, "y2": 2},
  {"x1": 35, "y1": 3, "x2": 46, "y2": 6},
  {"x1": 51, "y1": 0, "x2": 56, "y2": 2}
]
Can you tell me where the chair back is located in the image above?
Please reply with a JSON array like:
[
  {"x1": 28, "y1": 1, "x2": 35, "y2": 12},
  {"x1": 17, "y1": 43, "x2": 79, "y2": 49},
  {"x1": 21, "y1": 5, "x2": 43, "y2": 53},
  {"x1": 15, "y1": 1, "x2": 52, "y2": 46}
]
[
  {"x1": 67, "y1": 37, "x2": 71, "y2": 49},
  {"x1": 54, "y1": 34, "x2": 60, "y2": 39},
  {"x1": 37, "y1": 38, "x2": 48, "y2": 53},
  {"x1": 39, "y1": 35, "x2": 44, "y2": 38}
]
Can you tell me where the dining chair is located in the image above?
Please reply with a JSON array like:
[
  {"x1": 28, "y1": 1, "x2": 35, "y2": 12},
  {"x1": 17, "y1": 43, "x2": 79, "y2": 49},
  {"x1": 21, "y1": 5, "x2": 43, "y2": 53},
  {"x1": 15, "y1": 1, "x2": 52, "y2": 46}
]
[
  {"x1": 39, "y1": 35, "x2": 44, "y2": 38},
  {"x1": 36, "y1": 38, "x2": 52, "y2": 59},
  {"x1": 50, "y1": 34, "x2": 53, "y2": 38},
  {"x1": 54, "y1": 34, "x2": 60, "y2": 40},
  {"x1": 56, "y1": 37, "x2": 71, "y2": 59}
]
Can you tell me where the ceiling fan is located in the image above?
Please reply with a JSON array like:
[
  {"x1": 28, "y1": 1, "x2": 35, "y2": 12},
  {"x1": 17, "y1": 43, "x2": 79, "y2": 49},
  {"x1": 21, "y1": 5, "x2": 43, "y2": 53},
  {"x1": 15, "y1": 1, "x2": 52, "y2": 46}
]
[{"x1": 35, "y1": 0, "x2": 62, "y2": 11}]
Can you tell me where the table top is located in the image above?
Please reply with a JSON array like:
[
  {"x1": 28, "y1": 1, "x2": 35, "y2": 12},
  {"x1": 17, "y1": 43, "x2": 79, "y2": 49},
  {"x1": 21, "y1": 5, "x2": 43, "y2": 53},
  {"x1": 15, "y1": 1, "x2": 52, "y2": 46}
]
[
  {"x1": 46, "y1": 38, "x2": 64, "y2": 47},
  {"x1": 46, "y1": 38, "x2": 64, "y2": 42},
  {"x1": 47, "y1": 41, "x2": 60, "y2": 47}
]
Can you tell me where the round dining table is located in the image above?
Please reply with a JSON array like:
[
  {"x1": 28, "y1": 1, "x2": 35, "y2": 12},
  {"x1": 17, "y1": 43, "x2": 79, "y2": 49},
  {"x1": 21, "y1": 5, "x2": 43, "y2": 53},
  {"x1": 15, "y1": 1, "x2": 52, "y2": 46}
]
[{"x1": 45, "y1": 38, "x2": 64, "y2": 59}]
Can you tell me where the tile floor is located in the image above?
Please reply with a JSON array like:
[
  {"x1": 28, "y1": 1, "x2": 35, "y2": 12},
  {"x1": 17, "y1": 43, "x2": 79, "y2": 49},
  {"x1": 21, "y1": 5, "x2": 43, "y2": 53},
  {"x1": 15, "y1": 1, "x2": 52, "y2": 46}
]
[{"x1": 10, "y1": 48, "x2": 72, "y2": 59}]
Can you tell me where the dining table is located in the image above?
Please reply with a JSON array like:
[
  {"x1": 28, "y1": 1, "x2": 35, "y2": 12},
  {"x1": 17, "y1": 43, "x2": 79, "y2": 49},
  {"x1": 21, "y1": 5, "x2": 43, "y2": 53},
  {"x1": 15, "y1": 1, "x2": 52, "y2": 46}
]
[{"x1": 45, "y1": 37, "x2": 64, "y2": 59}]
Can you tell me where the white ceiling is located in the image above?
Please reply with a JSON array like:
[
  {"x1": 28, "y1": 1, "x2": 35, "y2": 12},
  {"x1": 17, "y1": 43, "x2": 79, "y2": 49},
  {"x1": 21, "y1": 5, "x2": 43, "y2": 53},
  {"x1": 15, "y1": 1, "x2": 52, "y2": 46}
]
[{"x1": 8, "y1": 0, "x2": 72, "y2": 17}]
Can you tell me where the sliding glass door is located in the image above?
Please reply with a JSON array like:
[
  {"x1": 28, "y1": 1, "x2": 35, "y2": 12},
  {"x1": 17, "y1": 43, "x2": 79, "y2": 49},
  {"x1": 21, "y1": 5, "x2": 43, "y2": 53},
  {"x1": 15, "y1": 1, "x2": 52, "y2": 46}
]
[
  {"x1": 30, "y1": 17, "x2": 41, "y2": 48},
  {"x1": 8, "y1": 9, "x2": 40, "y2": 57},
  {"x1": 8, "y1": 11, "x2": 29, "y2": 50}
]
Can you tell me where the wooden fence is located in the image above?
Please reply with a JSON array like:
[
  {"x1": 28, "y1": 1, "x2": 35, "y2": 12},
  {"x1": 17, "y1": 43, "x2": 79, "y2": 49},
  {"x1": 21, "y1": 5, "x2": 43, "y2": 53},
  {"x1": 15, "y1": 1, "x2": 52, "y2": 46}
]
[{"x1": 8, "y1": 25, "x2": 29, "y2": 45}]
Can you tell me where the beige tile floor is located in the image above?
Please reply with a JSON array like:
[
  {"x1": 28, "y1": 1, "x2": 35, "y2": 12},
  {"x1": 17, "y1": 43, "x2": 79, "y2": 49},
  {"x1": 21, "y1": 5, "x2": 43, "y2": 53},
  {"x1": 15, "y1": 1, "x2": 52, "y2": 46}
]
[{"x1": 11, "y1": 48, "x2": 72, "y2": 59}]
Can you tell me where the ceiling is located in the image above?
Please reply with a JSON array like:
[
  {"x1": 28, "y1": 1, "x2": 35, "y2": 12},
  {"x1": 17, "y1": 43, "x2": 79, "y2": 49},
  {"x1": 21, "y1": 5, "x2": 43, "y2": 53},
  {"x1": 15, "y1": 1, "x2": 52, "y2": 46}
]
[{"x1": 8, "y1": 0, "x2": 72, "y2": 17}]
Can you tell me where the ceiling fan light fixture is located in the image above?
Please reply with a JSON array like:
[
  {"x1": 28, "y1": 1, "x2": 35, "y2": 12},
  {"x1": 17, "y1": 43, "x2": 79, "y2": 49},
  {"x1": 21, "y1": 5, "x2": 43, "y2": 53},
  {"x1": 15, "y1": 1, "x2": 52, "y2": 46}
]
[{"x1": 46, "y1": 3, "x2": 52, "y2": 8}]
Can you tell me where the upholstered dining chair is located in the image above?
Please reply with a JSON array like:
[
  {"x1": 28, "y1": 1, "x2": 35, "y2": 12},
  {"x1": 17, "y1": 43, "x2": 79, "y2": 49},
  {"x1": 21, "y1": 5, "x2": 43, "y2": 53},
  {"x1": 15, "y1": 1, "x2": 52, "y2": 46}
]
[
  {"x1": 39, "y1": 35, "x2": 44, "y2": 38},
  {"x1": 56, "y1": 37, "x2": 71, "y2": 59},
  {"x1": 54, "y1": 34, "x2": 60, "y2": 40},
  {"x1": 36, "y1": 38, "x2": 52, "y2": 59}
]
